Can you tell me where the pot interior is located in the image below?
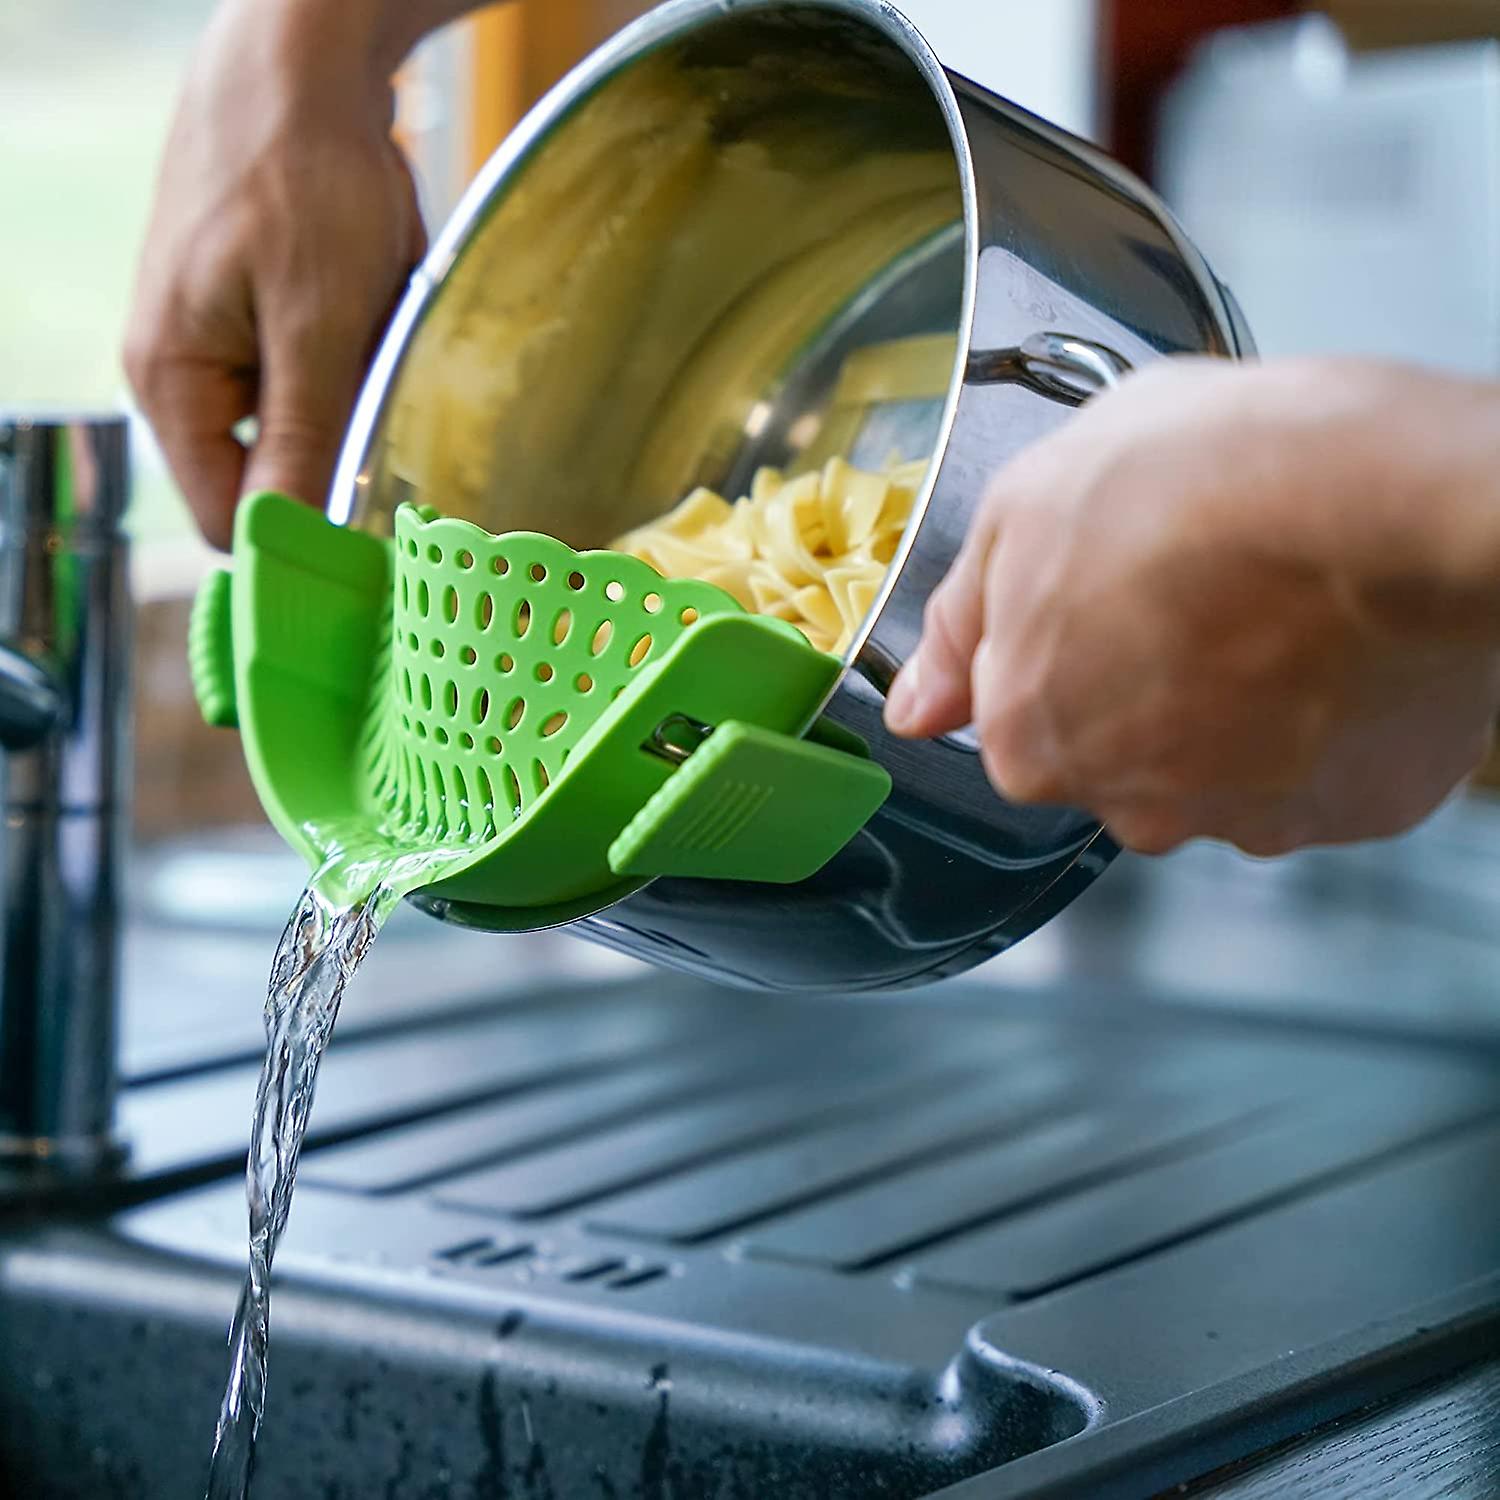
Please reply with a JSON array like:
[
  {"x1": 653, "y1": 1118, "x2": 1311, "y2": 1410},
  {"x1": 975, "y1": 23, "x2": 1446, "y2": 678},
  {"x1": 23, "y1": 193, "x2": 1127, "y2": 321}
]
[{"x1": 336, "y1": 2, "x2": 969, "y2": 575}]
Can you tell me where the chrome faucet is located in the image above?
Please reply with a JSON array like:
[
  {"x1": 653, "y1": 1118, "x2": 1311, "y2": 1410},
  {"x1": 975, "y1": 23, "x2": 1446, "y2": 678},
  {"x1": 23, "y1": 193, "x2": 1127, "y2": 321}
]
[{"x1": 0, "y1": 414, "x2": 130, "y2": 1189}]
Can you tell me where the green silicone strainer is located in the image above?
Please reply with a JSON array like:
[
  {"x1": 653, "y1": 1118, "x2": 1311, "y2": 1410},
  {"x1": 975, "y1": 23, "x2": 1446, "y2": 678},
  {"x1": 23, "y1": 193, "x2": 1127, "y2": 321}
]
[{"x1": 190, "y1": 491, "x2": 892, "y2": 919}]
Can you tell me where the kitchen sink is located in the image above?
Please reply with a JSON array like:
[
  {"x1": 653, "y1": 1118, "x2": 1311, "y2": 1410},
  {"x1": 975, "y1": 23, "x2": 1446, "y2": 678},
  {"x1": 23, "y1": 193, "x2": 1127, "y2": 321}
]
[{"x1": 3, "y1": 929, "x2": 1499, "y2": 1498}]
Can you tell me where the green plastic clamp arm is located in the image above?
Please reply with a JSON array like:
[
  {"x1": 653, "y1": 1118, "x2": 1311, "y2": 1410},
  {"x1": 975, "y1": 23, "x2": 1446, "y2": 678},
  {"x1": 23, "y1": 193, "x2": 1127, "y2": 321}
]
[
  {"x1": 608, "y1": 719, "x2": 892, "y2": 884},
  {"x1": 231, "y1": 491, "x2": 394, "y2": 875},
  {"x1": 189, "y1": 567, "x2": 237, "y2": 728}
]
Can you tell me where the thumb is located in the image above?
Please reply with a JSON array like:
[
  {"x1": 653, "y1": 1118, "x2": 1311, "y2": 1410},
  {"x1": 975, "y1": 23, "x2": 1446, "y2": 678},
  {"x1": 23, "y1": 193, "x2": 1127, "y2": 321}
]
[{"x1": 884, "y1": 513, "x2": 995, "y2": 738}]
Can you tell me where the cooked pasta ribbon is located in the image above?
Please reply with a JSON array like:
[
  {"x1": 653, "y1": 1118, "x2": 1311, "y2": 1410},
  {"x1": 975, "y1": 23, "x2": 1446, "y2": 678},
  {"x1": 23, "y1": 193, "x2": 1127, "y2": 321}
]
[{"x1": 614, "y1": 456, "x2": 925, "y2": 655}]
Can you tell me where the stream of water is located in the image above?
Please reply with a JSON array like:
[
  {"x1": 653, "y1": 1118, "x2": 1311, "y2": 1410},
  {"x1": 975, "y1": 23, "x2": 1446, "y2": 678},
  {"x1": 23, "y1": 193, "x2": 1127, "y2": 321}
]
[
  {"x1": 203, "y1": 877, "x2": 390, "y2": 1500},
  {"x1": 204, "y1": 841, "x2": 463, "y2": 1500}
]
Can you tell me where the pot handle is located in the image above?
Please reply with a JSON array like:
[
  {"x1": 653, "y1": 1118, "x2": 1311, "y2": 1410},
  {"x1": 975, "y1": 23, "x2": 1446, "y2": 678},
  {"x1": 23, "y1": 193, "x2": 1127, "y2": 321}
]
[{"x1": 966, "y1": 332, "x2": 1132, "y2": 408}]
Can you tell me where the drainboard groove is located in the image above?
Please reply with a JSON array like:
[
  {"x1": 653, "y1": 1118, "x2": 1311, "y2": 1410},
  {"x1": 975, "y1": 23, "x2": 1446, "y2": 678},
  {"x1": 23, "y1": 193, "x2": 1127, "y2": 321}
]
[
  {"x1": 586, "y1": 1066, "x2": 1090, "y2": 1245},
  {"x1": 306, "y1": 1024, "x2": 940, "y2": 1198},
  {"x1": 746, "y1": 1097, "x2": 1274, "y2": 1273},
  {"x1": 558, "y1": 1255, "x2": 625, "y2": 1282},
  {"x1": 606, "y1": 1264, "x2": 669, "y2": 1290},
  {"x1": 850, "y1": 1114, "x2": 1264, "y2": 1272},
  {"x1": 1006, "y1": 1104, "x2": 1500, "y2": 1301},
  {"x1": 473, "y1": 1242, "x2": 536, "y2": 1267},
  {"x1": 433, "y1": 1235, "x2": 493, "y2": 1262},
  {"x1": 433, "y1": 1059, "x2": 1009, "y2": 1221}
]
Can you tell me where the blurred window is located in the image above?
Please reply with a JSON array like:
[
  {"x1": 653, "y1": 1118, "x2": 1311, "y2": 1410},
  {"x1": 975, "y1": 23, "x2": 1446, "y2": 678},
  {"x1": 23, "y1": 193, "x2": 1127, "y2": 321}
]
[{"x1": 0, "y1": 0, "x2": 215, "y2": 556}]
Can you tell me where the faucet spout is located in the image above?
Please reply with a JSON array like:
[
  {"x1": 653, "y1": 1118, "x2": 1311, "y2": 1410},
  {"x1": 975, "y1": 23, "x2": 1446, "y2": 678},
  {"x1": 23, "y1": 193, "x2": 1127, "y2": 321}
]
[{"x1": 0, "y1": 415, "x2": 131, "y2": 1191}]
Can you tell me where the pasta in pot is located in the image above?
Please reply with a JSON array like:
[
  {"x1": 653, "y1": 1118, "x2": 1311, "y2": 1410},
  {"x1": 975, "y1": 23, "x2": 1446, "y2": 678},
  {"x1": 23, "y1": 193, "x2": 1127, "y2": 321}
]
[{"x1": 613, "y1": 456, "x2": 925, "y2": 656}]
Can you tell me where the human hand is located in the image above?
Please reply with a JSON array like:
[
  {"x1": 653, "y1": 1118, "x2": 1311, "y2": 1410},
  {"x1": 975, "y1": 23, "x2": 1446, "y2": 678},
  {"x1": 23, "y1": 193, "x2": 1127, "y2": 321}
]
[
  {"x1": 885, "y1": 357, "x2": 1500, "y2": 856},
  {"x1": 124, "y1": 0, "x2": 428, "y2": 548}
]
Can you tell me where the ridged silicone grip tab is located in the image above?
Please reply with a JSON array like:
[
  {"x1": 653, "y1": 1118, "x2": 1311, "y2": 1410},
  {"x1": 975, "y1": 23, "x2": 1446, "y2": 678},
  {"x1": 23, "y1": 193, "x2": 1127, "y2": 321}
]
[
  {"x1": 189, "y1": 568, "x2": 237, "y2": 728},
  {"x1": 609, "y1": 720, "x2": 891, "y2": 884}
]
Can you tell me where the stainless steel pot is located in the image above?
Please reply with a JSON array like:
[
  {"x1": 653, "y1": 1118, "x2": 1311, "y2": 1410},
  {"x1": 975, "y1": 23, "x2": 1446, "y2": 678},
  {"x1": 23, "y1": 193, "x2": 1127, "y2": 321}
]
[{"x1": 328, "y1": 0, "x2": 1253, "y2": 992}]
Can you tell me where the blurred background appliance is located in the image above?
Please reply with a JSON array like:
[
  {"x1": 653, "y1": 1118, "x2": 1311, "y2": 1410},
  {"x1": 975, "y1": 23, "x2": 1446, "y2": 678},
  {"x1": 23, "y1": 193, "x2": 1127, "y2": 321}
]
[{"x1": 1158, "y1": 14, "x2": 1500, "y2": 376}]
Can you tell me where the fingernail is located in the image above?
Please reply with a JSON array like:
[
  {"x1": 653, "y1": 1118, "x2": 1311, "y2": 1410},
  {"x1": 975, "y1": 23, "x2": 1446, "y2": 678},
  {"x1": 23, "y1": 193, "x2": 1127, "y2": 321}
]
[{"x1": 885, "y1": 651, "x2": 922, "y2": 734}]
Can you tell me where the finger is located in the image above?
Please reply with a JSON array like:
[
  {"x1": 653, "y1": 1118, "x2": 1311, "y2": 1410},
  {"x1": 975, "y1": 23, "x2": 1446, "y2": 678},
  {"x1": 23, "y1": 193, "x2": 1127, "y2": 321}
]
[
  {"x1": 885, "y1": 507, "x2": 998, "y2": 737},
  {"x1": 244, "y1": 177, "x2": 421, "y2": 513},
  {"x1": 970, "y1": 621, "x2": 1076, "y2": 805},
  {"x1": 242, "y1": 308, "x2": 370, "y2": 512},
  {"x1": 1100, "y1": 802, "x2": 1194, "y2": 857},
  {"x1": 127, "y1": 352, "x2": 252, "y2": 550}
]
